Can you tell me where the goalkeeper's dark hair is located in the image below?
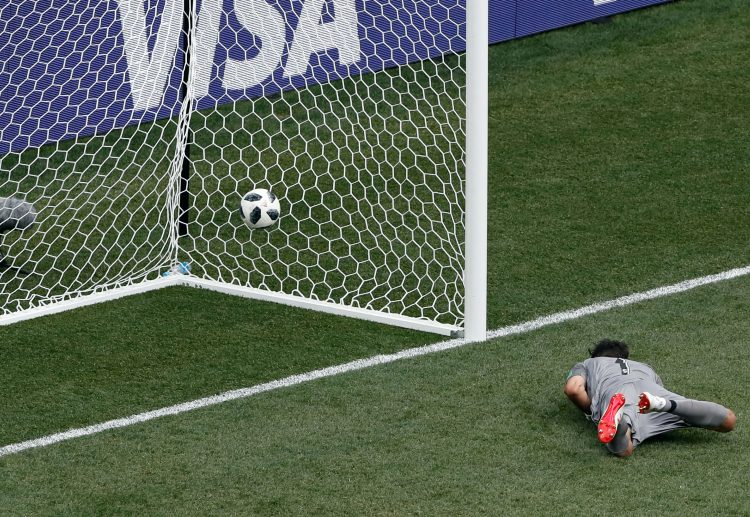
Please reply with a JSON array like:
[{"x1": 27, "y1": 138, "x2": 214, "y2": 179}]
[{"x1": 589, "y1": 339, "x2": 629, "y2": 359}]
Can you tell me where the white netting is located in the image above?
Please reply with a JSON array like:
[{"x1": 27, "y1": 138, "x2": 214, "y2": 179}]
[
  {"x1": 0, "y1": 1, "x2": 184, "y2": 314},
  {"x1": 1, "y1": 0, "x2": 467, "y2": 328}
]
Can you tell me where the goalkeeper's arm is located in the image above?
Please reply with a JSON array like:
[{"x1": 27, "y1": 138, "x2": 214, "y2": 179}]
[{"x1": 564, "y1": 363, "x2": 591, "y2": 413}]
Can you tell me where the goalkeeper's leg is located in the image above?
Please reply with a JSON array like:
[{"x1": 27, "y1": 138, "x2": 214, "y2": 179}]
[
  {"x1": 639, "y1": 392, "x2": 735, "y2": 432},
  {"x1": 605, "y1": 417, "x2": 634, "y2": 457}
]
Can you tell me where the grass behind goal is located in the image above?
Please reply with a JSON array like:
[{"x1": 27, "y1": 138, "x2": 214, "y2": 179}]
[
  {"x1": 1, "y1": 0, "x2": 749, "y2": 513},
  {"x1": 1, "y1": 54, "x2": 465, "y2": 326},
  {"x1": 0, "y1": 119, "x2": 177, "y2": 309},
  {"x1": 182, "y1": 55, "x2": 465, "y2": 323}
]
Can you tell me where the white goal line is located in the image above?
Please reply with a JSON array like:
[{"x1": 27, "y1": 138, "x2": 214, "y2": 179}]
[{"x1": 2, "y1": 264, "x2": 749, "y2": 459}]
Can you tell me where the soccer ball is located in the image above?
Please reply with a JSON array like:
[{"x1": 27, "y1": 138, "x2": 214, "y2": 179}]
[{"x1": 239, "y1": 188, "x2": 281, "y2": 229}]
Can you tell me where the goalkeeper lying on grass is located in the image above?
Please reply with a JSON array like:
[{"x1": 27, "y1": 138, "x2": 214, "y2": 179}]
[{"x1": 564, "y1": 339, "x2": 736, "y2": 457}]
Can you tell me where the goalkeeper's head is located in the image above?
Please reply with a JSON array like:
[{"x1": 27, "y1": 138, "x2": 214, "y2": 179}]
[
  {"x1": 589, "y1": 339, "x2": 630, "y2": 359},
  {"x1": 0, "y1": 196, "x2": 37, "y2": 234}
]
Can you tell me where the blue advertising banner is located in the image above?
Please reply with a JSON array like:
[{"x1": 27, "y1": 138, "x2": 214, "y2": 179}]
[
  {"x1": 1, "y1": 0, "x2": 670, "y2": 155},
  {"x1": 490, "y1": 0, "x2": 516, "y2": 43},
  {"x1": 515, "y1": 0, "x2": 670, "y2": 38},
  {"x1": 188, "y1": 0, "x2": 463, "y2": 113},
  {"x1": 0, "y1": 0, "x2": 464, "y2": 154},
  {"x1": 0, "y1": 0, "x2": 186, "y2": 155}
]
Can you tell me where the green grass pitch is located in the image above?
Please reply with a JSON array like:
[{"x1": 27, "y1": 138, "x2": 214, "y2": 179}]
[{"x1": 1, "y1": 0, "x2": 749, "y2": 513}]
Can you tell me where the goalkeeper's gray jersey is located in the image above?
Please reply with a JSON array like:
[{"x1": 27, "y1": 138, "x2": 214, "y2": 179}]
[
  {"x1": 569, "y1": 357, "x2": 690, "y2": 446},
  {"x1": 568, "y1": 357, "x2": 663, "y2": 422}
]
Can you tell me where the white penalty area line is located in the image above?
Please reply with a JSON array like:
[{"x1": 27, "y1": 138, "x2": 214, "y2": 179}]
[{"x1": 2, "y1": 264, "x2": 749, "y2": 459}]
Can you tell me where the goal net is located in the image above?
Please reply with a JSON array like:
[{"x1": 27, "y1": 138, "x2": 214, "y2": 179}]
[{"x1": 0, "y1": 0, "x2": 486, "y2": 337}]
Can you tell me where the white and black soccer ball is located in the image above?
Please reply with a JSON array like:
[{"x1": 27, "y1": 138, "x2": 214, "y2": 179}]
[{"x1": 239, "y1": 188, "x2": 281, "y2": 229}]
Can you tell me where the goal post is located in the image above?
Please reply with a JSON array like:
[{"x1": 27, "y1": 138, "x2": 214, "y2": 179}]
[
  {"x1": 0, "y1": 0, "x2": 487, "y2": 338},
  {"x1": 465, "y1": 0, "x2": 489, "y2": 342}
]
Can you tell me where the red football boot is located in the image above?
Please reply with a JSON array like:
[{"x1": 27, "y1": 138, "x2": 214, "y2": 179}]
[{"x1": 598, "y1": 392, "x2": 626, "y2": 444}]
